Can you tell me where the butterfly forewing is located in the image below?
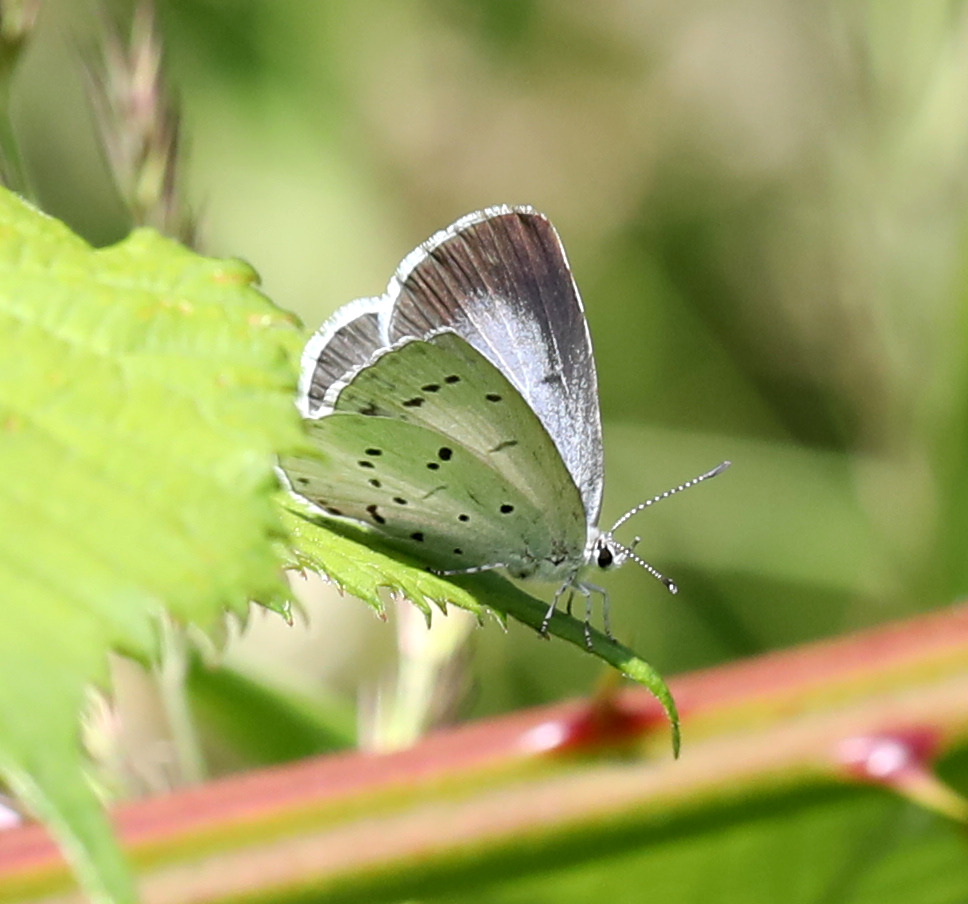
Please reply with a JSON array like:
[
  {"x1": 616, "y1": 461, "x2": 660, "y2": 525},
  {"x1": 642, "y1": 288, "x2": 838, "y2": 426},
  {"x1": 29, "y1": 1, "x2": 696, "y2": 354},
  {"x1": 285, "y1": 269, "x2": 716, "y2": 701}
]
[
  {"x1": 387, "y1": 207, "x2": 604, "y2": 527},
  {"x1": 282, "y1": 413, "x2": 586, "y2": 577}
]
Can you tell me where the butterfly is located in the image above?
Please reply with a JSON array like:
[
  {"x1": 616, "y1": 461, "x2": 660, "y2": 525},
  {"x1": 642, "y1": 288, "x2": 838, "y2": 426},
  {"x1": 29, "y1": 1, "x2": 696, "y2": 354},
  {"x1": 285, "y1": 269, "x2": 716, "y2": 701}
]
[{"x1": 280, "y1": 206, "x2": 728, "y2": 645}]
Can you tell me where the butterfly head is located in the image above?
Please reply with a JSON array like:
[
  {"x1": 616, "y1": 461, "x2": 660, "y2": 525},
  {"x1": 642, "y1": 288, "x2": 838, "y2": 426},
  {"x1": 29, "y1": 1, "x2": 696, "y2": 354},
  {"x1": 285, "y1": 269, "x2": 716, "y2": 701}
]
[
  {"x1": 589, "y1": 531, "x2": 678, "y2": 593},
  {"x1": 593, "y1": 534, "x2": 619, "y2": 570},
  {"x1": 588, "y1": 461, "x2": 731, "y2": 592}
]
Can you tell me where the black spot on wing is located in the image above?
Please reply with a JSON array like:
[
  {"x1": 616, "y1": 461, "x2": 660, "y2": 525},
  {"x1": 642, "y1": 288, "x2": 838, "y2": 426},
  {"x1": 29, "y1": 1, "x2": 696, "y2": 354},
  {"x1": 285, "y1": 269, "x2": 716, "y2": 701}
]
[{"x1": 366, "y1": 504, "x2": 386, "y2": 525}]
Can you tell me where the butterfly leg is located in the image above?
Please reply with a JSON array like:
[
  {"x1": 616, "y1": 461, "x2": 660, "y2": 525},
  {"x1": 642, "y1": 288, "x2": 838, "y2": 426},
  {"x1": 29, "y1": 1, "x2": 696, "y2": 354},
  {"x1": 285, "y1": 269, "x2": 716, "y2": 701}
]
[
  {"x1": 540, "y1": 582, "x2": 571, "y2": 638},
  {"x1": 599, "y1": 586, "x2": 613, "y2": 640},
  {"x1": 564, "y1": 589, "x2": 576, "y2": 617},
  {"x1": 572, "y1": 583, "x2": 594, "y2": 648},
  {"x1": 578, "y1": 581, "x2": 612, "y2": 643}
]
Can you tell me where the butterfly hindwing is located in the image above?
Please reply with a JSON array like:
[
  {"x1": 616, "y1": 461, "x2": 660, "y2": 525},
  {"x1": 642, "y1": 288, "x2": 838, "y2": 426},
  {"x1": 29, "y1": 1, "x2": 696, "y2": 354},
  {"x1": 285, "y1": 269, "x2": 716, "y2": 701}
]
[
  {"x1": 329, "y1": 332, "x2": 584, "y2": 540},
  {"x1": 282, "y1": 412, "x2": 585, "y2": 577}
]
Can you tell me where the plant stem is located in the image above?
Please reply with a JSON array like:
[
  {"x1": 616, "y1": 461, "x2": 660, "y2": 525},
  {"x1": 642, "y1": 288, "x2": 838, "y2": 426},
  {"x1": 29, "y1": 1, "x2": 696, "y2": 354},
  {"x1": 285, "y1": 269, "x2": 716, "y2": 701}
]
[
  {"x1": 157, "y1": 616, "x2": 208, "y2": 786},
  {"x1": 0, "y1": 1, "x2": 32, "y2": 195}
]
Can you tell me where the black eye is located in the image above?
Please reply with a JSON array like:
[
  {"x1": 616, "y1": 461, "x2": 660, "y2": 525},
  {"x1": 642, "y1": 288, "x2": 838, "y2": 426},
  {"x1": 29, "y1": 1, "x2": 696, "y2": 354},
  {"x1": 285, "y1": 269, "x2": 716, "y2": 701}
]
[{"x1": 597, "y1": 545, "x2": 613, "y2": 569}]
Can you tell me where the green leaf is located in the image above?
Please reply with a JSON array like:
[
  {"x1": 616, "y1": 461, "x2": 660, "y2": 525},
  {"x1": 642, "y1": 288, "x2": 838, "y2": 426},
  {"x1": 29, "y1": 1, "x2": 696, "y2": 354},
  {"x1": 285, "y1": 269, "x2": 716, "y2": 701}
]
[
  {"x1": 279, "y1": 495, "x2": 486, "y2": 624},
  {"x1": 448, "y1": 570, "x2": 681, "y2": 756},
  {"x1": 280, "y1": 498, "x2": 679, "y2": 754},
  {"x1": 0, "y1": 188, "x2": 304, "y2": 903}
]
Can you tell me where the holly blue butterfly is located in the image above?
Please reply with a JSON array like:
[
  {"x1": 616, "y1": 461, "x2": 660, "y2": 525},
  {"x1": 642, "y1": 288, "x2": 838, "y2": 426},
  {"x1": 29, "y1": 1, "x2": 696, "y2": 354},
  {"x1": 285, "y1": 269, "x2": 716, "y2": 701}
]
[{"x1": 281, "y1": 206, "x2": 728, "y2": 644}]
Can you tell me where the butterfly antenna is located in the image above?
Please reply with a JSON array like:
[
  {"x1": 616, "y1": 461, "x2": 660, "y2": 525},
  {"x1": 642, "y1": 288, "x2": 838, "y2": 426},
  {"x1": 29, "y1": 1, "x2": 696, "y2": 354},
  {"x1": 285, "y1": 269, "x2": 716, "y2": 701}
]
[
  {"x1": 612, "y1": 540, "x2": 679, "y2": 595},
  {"x1": 608, "y1": 461, "x2": 731, "y2": 534}
]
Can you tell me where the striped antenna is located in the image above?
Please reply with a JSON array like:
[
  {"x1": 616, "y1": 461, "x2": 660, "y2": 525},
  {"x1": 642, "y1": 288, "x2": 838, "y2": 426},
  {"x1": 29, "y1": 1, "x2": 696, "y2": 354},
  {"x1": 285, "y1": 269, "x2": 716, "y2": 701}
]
[
  {"x1": 611, "y1": 539, "x2": 678, "y2": 594},
  {"x1": 608, "y1": 461, "x2": 731, "y2": 534}
]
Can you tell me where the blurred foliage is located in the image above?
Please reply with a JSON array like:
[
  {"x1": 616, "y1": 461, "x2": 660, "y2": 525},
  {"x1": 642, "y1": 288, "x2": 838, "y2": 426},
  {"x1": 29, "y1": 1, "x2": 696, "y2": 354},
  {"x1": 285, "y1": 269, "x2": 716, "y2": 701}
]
[
  {"x1": 0, "y1": 181, "x2": 303, "y2": 902},
  {"x1": 10, "y1": 0, "x2": 968, "y2": 782}
]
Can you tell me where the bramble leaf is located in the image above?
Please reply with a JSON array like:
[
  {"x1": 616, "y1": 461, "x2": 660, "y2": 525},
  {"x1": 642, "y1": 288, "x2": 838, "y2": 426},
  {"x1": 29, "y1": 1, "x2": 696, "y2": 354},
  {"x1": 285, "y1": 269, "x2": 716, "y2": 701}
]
[{"x1": 0, "y1": 188, "x2": 303, "y2": 902}]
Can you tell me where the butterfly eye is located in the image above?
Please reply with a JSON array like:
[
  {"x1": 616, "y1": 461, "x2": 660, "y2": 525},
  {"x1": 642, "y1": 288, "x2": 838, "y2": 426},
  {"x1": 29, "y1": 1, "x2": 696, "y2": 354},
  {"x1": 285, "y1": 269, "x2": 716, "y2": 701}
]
[{"x1": 596, "y1": 543, "x2": 614, "y2": 569}]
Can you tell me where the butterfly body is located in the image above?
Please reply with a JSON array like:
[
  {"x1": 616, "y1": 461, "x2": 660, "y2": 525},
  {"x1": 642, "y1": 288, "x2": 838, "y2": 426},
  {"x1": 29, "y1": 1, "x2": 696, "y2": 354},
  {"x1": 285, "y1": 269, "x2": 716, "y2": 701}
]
[{"x1": 281, "y1": 206, "x2": 728, "y2": 640}]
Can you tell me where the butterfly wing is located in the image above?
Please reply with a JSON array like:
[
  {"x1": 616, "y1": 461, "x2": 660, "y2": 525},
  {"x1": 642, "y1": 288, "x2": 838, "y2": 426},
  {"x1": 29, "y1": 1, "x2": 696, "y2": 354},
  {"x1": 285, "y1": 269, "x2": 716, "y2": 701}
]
[
  {"x1": 282, "y1": 413, "x2": 584, "y2": 579},
  {"x1": 387, "y1": 206, "x2": 604, "y2": 527},
  {"x1": 299, "y1": 296, "x2": 390, "y2": 416},
  {"x1": 282, "y1": 334, "x2": 588, "y2": 579},
  {"x1": 331, "y1": 331, "x2": 585, "y2": 521},
  {"x1": 299, "y1": 206, "x2": 605, "y2": 527}
]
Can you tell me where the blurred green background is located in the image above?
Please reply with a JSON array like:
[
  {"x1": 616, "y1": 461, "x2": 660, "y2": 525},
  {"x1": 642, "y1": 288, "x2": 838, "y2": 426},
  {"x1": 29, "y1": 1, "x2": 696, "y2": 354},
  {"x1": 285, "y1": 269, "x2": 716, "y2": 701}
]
[{"x1": 13, "y1": 0, "x2": 968, "y2": 771}]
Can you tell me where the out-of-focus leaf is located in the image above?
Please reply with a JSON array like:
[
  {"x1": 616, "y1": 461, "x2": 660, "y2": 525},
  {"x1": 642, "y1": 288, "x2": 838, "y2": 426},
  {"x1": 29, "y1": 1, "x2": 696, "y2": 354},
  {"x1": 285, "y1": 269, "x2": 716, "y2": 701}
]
[{"x1": 0, "y1": 187, "x2": 303, "y2": 902}]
